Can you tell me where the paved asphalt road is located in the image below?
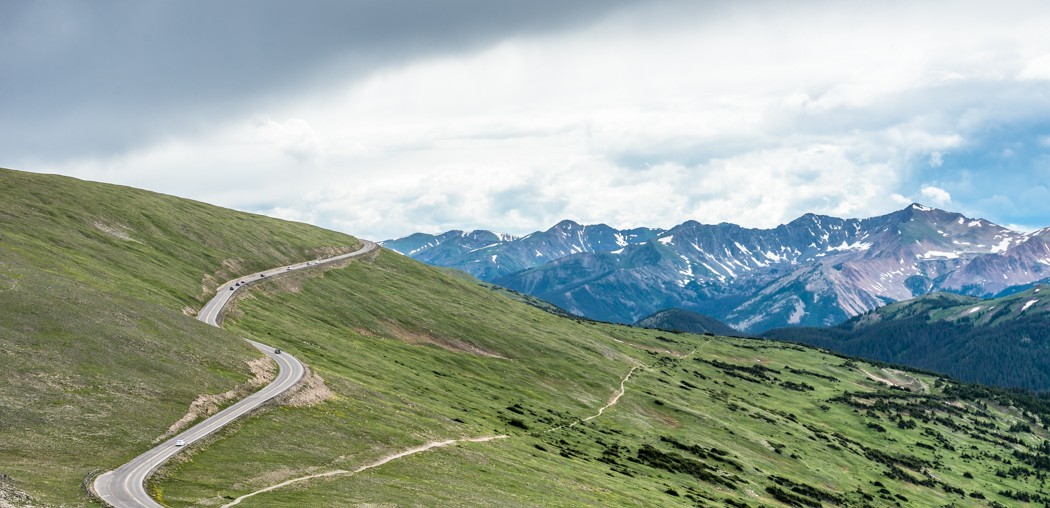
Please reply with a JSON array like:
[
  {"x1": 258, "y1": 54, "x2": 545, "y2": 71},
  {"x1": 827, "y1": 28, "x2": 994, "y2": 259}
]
[{"x1": 94, "y1": 240, "x2": 377, "y2": 507}]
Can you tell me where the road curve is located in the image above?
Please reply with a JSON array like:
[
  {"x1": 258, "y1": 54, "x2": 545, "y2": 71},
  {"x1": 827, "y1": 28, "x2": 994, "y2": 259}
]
[{"x1": 94, "y1": 240, "x2": 377, "y2": 507}]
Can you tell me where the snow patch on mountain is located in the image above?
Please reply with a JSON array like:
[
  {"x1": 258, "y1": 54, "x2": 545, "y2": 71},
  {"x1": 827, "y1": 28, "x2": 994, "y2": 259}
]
[
  {"x1": 828, "y1": 240, "x2": 872, "y2": 252},
  {"x1": 991, "y1": 237, "x2": 1013, "y2": 253},
  {"x1": 920, "y1": 250, "x2": 961, "y2": 259},
  {"x1": 678, "y1": 256, "x2": 694, "y2": 277}
]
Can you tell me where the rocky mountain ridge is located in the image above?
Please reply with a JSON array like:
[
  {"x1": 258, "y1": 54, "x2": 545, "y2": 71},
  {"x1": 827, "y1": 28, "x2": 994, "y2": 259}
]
[
  {"x1": 382, "y1": 220, "x2": 663, "y2": 281},
  {"x1": 383, "y1": 205, "x2": 1050, "y2": 332}
]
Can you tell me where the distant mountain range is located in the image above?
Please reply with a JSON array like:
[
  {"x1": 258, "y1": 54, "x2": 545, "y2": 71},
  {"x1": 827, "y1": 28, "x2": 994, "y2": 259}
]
[
  {"x1": 763, "y1": 286, "x2": 1050, "y2": 391},
  {"x1": 383, "y1": 221, "x2": 662, "y2": 281},
  {"x1": 383, "y1": 204, "x2": 1050, "y2": 332}
]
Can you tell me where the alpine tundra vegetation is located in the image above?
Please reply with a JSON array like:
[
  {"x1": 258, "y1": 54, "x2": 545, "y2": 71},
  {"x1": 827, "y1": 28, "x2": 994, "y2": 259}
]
[{"x1": 3, "y1": 168, "x2": 1050, "y2": 507}]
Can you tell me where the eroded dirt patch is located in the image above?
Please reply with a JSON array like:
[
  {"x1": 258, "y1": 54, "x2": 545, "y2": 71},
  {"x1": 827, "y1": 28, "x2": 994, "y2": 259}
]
[
  {"x1": 271, "y1": 274, "x2": 305, "y2": 294},
  {"x1": 277, "y1": 367, "x2": 334, "y2": 407},
  {"x1": 306, "y1": 245, "x2": 357, "y2": 259},
  {"x1": 199, "y1": 259, "x2": 250, "y2": 301},
  {"x1": 155, "y1": 357, "x2": 276, "y2": 443},
  {"x1": 0, "y1": 474, "x2": 35, "y2": 508},
  {"x1": 860, "y1": 367, "x2": 928, "y2": 393},
  {"x1": 91, "y1": 220, "x2": 139, "y2": 243}
]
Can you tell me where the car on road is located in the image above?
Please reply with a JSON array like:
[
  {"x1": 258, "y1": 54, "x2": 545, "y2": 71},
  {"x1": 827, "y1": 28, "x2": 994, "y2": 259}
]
[
  {"x1": 175, "y1": 439, "x2": 185, "y2": 446},
  {"x1": 229, "y1": 286, "x2": 235, "y2": 290},
  {"x1": 274, "y1": 348, "x2": 282, "y2": 354}
]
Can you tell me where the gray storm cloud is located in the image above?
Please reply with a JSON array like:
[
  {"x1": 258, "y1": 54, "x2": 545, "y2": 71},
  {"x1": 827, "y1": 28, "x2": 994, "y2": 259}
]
[{"x1": 0, "y1": 0, "x2": 640, "y2": 160}]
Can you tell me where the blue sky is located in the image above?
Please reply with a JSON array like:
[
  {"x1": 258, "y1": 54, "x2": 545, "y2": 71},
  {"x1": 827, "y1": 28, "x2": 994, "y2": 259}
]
[
  {"x1": 3, "y1": 0, "x2": 1050, "y2": 238},
  {"x1": 928, "y1": 120, "x2": 1050, "y2": 228}
]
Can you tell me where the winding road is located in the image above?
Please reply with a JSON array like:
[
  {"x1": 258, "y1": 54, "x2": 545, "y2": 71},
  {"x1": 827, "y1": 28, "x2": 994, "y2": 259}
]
[{"x1": 94, "y1": 240, "x2": 377, "y2": 507}]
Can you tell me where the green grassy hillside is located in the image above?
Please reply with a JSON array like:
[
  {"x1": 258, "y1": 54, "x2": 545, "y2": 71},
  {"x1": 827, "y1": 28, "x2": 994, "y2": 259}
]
[
  {"x1": 764, "y1": 288, "x2": 1050, "y2": 390},
  {"x1": 0, "y1": 168, "x2": 359, "y2": 505},
  {"x1": 3, "y1": 167, "x2": 1050, "y2": 507},
  {"x1": 158, "y1": 252, "x2": 1050, "y2": 507}
]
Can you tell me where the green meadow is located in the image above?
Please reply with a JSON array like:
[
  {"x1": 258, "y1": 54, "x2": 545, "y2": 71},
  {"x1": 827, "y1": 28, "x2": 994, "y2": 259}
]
[
  {"x1": 159, "y1": 251, "x2": 1049, "y2": 507},
  {"x1": 2, "y1": 168, "x2": 1047, "y2": 507}
]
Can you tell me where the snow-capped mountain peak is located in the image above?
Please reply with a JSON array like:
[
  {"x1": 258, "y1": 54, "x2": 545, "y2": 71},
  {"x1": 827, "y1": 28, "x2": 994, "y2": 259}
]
[{"x1": 385, "y1": 205, "x2": 1049, "y2": 333}]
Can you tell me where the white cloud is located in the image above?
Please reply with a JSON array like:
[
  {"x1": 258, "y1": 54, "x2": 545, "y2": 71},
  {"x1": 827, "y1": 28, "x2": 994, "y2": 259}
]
[
  {"x1": 1018, "y1": 53, "x2": 1050, "y2": 80},
  {"x1": 890, "y1": 193, "x2": 913, "y2": 206},
  {"x1": 18, "y1": 0, "x2": 1050, "y2": 238},
  {"x1": 251, "y1": 117, "x2": 321, "y2": 163},
  {"x1": 921, "y1": 185, "x2": 952, "y2": 206}
]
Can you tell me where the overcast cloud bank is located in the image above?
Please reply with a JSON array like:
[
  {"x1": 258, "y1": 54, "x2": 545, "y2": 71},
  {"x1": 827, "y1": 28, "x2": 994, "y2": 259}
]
[{"x1": 3, "y1": 0, "x2": 1050, "y2": 238}]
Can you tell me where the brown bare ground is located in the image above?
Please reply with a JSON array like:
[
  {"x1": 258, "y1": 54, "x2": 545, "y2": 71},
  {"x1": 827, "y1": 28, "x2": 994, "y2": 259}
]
[
  {"x1": 0, "y1": 475, "x2": 35, "y2": 508},
  {"x1": 305, "y1": 245, "x2": 358, "y2": 258},
  {"x1": 644, "y1": 405, "x2": 681, "y2": 428},
  {"x1": 91, "y1": 220, "x2": 138, "y2": 243},
  {"x1": 381, "y1": 320, "x2": 507, "y2": 359},
  {"x1": 220, "y1": 258, "x2": 247, "y2": 275},
  {"x1": 155, "y1": 357, "x2": 276, "y2": 443},
  {"x1": 198, "y1": 258, "x2": 249, "y2": 301},
  {"x1": 270, "y1": 274, "x2": 305, "y2": 293},
  {"x1": 860, "y1": 367, "x2": 928, "y2": 393},
  {"x1": 276, "y1": 367, "x2": 335, "y2": 407}
]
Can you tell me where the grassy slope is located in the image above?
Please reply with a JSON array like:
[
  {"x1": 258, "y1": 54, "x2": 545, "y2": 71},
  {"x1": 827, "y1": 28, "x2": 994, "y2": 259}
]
[
  {"x1": 3, "y1": 167, "x2": 1049, "y2": 506},
  {"x1": 158, "y1": 251, "x2": 1050, "y2": 507},
  {"x1": 0, "y1": 168, "x2": 359, "y2": 505}
]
